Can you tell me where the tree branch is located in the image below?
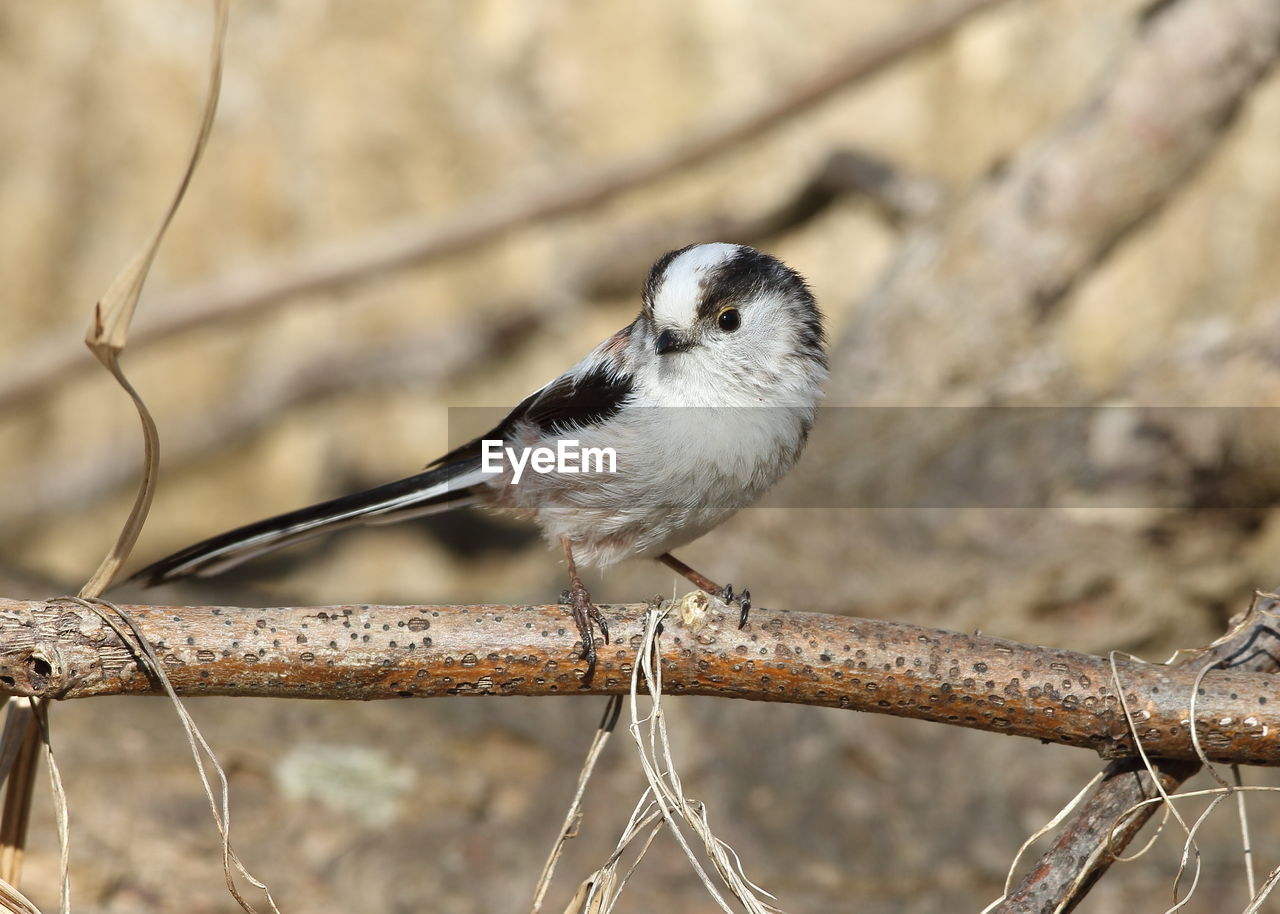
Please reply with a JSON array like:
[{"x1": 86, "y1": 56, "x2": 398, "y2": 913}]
[
  {"x1": 996, "y1": 592, "x2": 1280, "y2": 912},
  {"x1": 2, "y1": 596, "x2": 1278, "y2": 766}
]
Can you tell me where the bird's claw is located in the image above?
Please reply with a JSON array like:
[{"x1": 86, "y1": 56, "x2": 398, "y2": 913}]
[
  {"x1": 565, "y1": 578, "x2": 609, "y2": 685},
  {"x1": 720, "y1": 584, "x2": 752, "y2": 629}
]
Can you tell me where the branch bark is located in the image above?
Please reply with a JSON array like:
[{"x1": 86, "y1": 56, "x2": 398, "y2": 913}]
[
  {"x1": 996, "y1": 592, "x2": 1280, "y2": 913},
  {"x1": 2, "y1": 596, "x2": 1278, "y2": 766}
]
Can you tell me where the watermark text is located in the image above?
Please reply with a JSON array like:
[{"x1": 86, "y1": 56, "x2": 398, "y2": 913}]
[{"x1": 481, "y1": 439, "x2": 617, "y2": 483}]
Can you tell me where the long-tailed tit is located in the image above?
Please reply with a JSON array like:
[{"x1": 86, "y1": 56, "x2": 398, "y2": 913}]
[{"x1": 131, "y1": 243, "x2": 828, "y2": 680}]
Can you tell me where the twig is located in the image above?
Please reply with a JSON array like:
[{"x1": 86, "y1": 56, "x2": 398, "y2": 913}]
[
  {"x1": 0, "y1": 876, "x2": 42, "y2": 914},
  {"x1": 1110, "y1": 650, "x2": 1210, "y2": 911},
  {"x1": 1, "y1": 596, "x2": 1278, "y2": 766},
  {"x1": 1234, "y1": 764, "x2": 1257, "y2": 898},
  {"x1": 0, "y1": 0, "x2": 1000, "y2": 413},
  {"x1": 1244, "y1": 862, "x2": 1280, "y2": 913}
]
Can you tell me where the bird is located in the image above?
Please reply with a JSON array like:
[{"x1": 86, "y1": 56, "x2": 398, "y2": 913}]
[{"x1": 130, "y1": 242, "x2": 828, "y2": 682}]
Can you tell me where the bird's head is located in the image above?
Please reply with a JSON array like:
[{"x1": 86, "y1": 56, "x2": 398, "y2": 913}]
[{"x1": 637, "y1": 242, "x2": 826, "y2": 401}]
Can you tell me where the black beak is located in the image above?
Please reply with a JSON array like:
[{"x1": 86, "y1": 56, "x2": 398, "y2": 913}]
[{"x1": 655, "y1": 329, "x2": 692, "y2": 355}]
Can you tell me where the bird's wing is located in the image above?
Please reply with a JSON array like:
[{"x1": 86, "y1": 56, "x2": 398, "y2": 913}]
[{"x1": 427, "y1": 333, "x2": 635, "y2": 468}]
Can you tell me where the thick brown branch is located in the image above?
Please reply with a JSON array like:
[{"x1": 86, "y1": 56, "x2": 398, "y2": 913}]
[
  {"x1": 997, "y1": 593, "x2": 1280, "y2": 913},
  {"x1": 1, "y1": 597, "x2": 1277, "y2": 766}
]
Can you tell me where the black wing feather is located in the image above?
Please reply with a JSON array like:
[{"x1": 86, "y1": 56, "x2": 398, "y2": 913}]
[{"x1": 428, "y1": 361, "x2": 633, "y2": 468}]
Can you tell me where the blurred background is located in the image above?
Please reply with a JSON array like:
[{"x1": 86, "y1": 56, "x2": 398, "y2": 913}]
[{"x1": 4, "y1": 0, "x2": 1280, "y2": 911}]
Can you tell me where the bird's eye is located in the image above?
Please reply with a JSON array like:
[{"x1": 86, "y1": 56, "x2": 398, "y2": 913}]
[{"x1": 717, "y1": 307, "x2": 741, "y2": 332}]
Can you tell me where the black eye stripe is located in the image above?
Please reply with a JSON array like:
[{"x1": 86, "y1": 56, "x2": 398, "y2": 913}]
[{"x1": 694, "y1": 246, "x2": 809, "y2": 322}]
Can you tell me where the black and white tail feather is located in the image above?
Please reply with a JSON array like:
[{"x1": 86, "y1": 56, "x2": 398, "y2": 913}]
[
  {"x1": 129, "y1": 461, "x2": 487, "y2": 585},
  {"x1": 129, "y1": 243, "x2": 827, "y2": 681}
]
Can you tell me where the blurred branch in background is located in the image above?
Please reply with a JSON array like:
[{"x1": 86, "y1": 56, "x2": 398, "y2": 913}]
[
  {"x1": 0, "y1": 0, "x2": 997, "y2": 414},
  {"x1": 832, "y1": 0, "x2": 1280, "y2": 402},
  {"x1": 1, "y1": 596, "x2": 1279, "y2": 767},
  {"x1": 0, "y1": 148, "x2": 940, "y2": 530},
  {"x1": 574, "y1": 147, "x2": 943, "y2": 298}
]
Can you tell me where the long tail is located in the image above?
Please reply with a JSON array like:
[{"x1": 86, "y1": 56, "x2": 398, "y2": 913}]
[{"x1": 129, "y1": 461, "x2": 487, "y2": 586}]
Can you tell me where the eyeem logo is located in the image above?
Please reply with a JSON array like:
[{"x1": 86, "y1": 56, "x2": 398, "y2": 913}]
[{"x1": 481, "y1": 439, "x2": 618, "y2": 484}]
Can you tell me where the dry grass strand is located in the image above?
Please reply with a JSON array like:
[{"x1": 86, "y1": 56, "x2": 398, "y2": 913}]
[{"x1": 529, "y1": 696, "x2": 623, "y2": 913}]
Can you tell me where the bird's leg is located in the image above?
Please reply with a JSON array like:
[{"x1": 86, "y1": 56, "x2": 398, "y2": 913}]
[
  {"x1": 560, "y1": 536, "x2": 609, "y2": 683},
  {"x1": 656, "y1": 552, "x2": 752, "y2": 629}
]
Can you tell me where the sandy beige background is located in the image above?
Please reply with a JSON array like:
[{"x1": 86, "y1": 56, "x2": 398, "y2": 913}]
[{"x1": 3, "y1": 1, "x2": 1280, "y2": 911}]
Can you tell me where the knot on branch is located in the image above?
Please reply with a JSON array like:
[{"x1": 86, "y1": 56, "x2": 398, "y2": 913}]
[{"x1": 0, "y1": 602, "x2": 128, "y2": 699}]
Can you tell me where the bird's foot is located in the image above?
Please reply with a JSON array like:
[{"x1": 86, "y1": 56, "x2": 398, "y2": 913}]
[
  {"x1": 720, "y1": 584, "x2": 752, "y2": 629},
  {"x1": 563, "y1": 576, "x2": 609, "y2": 685}
]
